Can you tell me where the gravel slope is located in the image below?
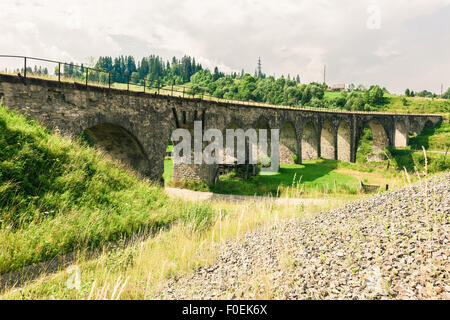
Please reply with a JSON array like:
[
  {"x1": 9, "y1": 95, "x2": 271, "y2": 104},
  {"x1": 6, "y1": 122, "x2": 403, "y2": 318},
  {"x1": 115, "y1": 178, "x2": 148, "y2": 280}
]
[{"x1": 157, "y1": 173, "x2": 449, "y2": 300}]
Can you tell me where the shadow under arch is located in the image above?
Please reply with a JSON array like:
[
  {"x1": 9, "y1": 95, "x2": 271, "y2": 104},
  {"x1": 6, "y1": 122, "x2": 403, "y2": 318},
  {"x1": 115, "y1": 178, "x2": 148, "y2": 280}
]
[
  {"x1": 409, "y1": 120, "x2": 421, "y2": 136},
  {"x1": 302, "y1": 121, "x2": 319, "y2": 160},
  {"x1": 82, "y1": 123, "x2": 151, "y2": 177},
  {"x1": 320, "y1": 120, "x2": 335, "y2": 160},
  {"x1": 367, "y1": 119, "x2": 389, "y2": 154},
  {"x1": 280, "y1": 121, "x2": 299, "y2": 164},
  {"x1": 409, "y1": 120, "x2": 443, "y2": 150},
  {"x1": 424, "y1": 120, "x2": 435, "y2": 129}
]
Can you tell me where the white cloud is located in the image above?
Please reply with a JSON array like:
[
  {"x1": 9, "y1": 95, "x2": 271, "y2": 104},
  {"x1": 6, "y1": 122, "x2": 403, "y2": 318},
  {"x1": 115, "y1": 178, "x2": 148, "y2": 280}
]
[
  {"x1": 64, "y1": 6, "x2": 82, "y2": 30},
  {"x1": 373, "y1": 40, "x2": 401, "y2": 58},
  {"x1": 0, "y1": 0, "x2": 449, "y2": 93}
]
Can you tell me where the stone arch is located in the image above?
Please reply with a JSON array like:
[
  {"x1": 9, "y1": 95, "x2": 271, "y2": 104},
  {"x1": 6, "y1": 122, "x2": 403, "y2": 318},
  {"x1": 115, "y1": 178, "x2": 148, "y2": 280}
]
[
  {"x1": 320, "y1": 120, "x2": 335, "y2": 160},
  {"x1": 280, "y1": 121, "x2": 299, "y2": 164},
  {"x1": 255, "y1": 118, "x2": 271, "y2": 134},
  {"x1": 413, "y1": 119, "x2": 437, "y2": 137},
  {"x1": 424, "y1": 120, "x2": 434, "y2": 128},
  {"x1": 409, "y1": 120, "x2": 421, "y2": 136},
  {"x1": 171, "y1": 118, "x2": 219, "y2": 184},
  {"x1": 394, "y1": 119, "x2": 408, "y2": 147},
  {"x1": 368, "y1": 119, "x2": 389, "y2": 154},
  {"x1": 302, "y1": 121, "x2": 319, "y2": 160},
  {"x1": 253, "y1": 115, "x2": 273, "y2": 129},
  {"x1": 83, "y1": 123, "x2": 151, "y2": 177},
  {"x1": 337, "y1": 120, "x2": 351, "y2": 162}
]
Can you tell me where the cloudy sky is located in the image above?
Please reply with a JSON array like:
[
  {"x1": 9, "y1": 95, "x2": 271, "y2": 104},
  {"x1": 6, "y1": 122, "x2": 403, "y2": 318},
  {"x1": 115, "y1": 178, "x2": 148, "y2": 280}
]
[{"x1": 1, "y1": 0, "x2": 449, "y2": 93}]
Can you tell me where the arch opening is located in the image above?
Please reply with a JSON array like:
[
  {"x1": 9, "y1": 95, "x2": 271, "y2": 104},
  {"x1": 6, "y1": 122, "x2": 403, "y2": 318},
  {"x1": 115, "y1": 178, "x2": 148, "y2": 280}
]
[
  {"x1": 368, "y1": 120, "x2": 389, "y2": 154},
  {"x1": 163, "y1": 138, "x2": 174, "y2": 183},
  {"x1": 424, "y1": 120, "x2": 434, "y2": 128},
  {"x1": 82, "y1": 123, "x2": 150, "y2": 176},
  {"x1": 302, "y1": 121, "x2": 319, "y2": 160},
  {"x1": 320, "y1": 121, "x2": 335, "y2": 160},
  {"x1": 337, "y1": 121, "x2": 351, "y2": 162},
  {"x1": 356, "y1": 125, "x2": 373, "y2": 162},
  {"x1": 409, "y1": 120, "x2": 421, "y2": 136},
  {"x1": 171, "y1": 120, "x2": 218, "y2": 185},
  {"x1": 356, "y1": 120, "x2": 389, "y2": 162},
  {"x1": 214, "y1": 121, "x2": 259, "y2": 181}
]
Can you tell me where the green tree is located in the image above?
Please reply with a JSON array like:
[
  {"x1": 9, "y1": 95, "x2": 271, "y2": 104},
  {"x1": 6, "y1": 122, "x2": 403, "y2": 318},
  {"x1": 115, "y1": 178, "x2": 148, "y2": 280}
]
[
  {"x1": 405, "y1": 88, "x2": 411, "y2": 97},
  {"x1": 442, "y1": 87, "x2": 450, "y2": 99},
  {"x1": 368, "y1": 85, "x2": 384, "y2": 105}
]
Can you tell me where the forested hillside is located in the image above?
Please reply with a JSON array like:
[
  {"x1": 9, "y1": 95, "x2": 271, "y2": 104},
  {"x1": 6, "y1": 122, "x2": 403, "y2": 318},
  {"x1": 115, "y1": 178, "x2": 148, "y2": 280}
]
[{"x1": 24, "y1": 54, "x2": 450, "y2": 113}]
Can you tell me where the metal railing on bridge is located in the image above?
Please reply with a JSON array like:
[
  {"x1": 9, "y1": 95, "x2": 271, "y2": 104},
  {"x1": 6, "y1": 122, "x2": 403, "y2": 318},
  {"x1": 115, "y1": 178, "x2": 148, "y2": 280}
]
[{"x1": 0, "y1": 55, "x2": 440, "y2": 116}]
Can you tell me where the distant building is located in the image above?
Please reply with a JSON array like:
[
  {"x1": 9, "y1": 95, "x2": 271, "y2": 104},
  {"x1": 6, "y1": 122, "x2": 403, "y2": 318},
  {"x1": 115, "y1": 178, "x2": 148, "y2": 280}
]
[{"x1": 329, "y1": 84, "x2": 346, "y2": 91}]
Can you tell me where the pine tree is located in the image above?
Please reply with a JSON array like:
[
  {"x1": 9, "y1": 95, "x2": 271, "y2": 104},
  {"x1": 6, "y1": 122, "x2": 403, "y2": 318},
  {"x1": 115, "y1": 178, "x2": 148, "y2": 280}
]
[{"x1": 213, "y1": 66, "x2": 220, "y2": 81}]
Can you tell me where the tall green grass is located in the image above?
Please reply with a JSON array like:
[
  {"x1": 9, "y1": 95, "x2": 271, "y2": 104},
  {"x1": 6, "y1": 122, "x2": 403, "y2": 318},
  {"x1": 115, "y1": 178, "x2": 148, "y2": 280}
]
[
  {"x1": 381, "y1": 95, "x2": 449, "y2": 115},
  {"x1": 386, "y1": 148, "x2": 450, "y2": 173},
  {"x1": 409, "y1": 121, "x2": 450, "y2": 151},
  {"x1": 0, "y1": 105, "x2": 214, "y2": 274},
  {"x1": 356, "y1": 126, "x2": 374, "y2": 163}
]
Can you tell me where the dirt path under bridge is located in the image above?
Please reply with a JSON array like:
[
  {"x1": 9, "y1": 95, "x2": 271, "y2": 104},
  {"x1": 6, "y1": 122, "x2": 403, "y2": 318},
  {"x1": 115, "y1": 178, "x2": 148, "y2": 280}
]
[{"x1": 164, "y1": 187, "x2": 330, "y2": 206}]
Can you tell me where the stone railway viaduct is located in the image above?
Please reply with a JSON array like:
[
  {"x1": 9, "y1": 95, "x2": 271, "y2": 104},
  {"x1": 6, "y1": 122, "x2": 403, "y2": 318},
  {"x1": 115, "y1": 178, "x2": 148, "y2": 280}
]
[{"x1": 0, "y1": 74, "x2": 442, "y2": 184}]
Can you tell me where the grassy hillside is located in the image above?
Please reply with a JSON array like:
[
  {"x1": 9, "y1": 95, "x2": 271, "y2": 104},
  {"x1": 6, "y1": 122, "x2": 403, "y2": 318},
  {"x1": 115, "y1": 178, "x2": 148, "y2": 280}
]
[
  {"x1": 324, "y1": 90, "x2": 449, "y2": 115},
  {"x1": 0, "y1": 105, "x2": 213, "y2": 274},
  {"x1": 355, "y1": 122, "x2": 449, "y2": 173},
  {"x1": 409, "y1": 121, "x2": 450, "y2": 151},
  {"x1": 380, "y1": 95, "x2": 449, "y2": 115}
]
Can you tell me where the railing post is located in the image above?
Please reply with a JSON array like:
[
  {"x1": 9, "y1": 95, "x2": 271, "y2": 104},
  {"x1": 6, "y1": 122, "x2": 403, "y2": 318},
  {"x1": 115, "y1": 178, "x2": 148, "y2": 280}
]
[
  {"x1": 108, "y1": 73, "x2": 111, "y2": 89},
  {"x1": 86, "y1": 67, "x2": 89, "y2": 86},
  {"x1": 127, "y1": 76, "x2": 130, "y2": 91},
  {"x1": 58, "y1": 62, "x2": 61, "y2": 82},
  {"x1": 24, "y1": 57, "x2": 27, "y2": 78}
]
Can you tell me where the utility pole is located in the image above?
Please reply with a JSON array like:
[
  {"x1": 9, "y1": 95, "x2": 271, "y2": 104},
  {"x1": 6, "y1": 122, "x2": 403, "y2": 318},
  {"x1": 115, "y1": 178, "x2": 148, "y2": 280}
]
[{"x1": 257, "y1": 57, "x2": 262, "y2": 78}]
